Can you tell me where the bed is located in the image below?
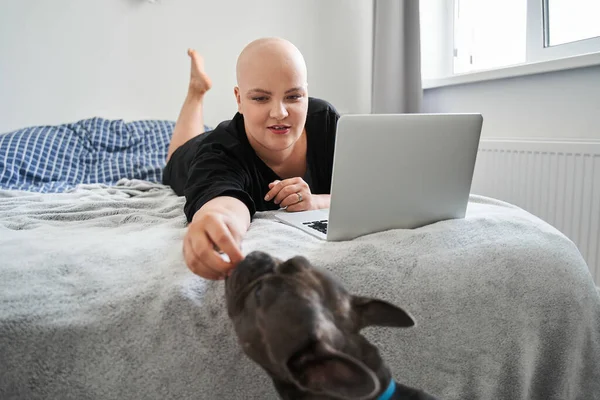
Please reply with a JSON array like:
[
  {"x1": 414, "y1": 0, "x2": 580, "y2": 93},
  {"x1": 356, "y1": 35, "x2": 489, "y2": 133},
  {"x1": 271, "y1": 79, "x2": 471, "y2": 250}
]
[{"x1": 1, "y1": 118, "x2": 599, "y2": 400}]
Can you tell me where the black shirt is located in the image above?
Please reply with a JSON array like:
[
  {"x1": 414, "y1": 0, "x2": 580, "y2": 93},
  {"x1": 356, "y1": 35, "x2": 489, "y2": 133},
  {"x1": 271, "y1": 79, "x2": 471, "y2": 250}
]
[{"x1": 162, "y1": 97, "x2": 340, "y2": 222}]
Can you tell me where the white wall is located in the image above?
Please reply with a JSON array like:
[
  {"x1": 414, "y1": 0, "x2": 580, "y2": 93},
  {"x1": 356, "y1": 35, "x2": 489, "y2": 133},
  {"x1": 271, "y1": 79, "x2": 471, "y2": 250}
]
[
  {"x1": 422, "y1": 65, "x2": 600, "y2": 140},
  {"x1": 0, "y1": 0, "x2": 373, "y2": 134}
]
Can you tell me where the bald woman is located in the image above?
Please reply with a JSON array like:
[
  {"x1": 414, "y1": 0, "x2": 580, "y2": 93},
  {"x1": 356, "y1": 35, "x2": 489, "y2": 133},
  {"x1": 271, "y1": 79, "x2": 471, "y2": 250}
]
[{"x1": 163, "y1": 37, "x2": 340, "y2": 280}]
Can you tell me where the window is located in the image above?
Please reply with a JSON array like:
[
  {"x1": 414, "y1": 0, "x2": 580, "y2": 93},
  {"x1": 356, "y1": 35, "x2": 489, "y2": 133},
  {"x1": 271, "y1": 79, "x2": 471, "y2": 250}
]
[
  {"x1": 453, "y1": 0, "x2": 526, "y2": 74},
  {"x1": 421, "y1": 0, "x2": 600, "y2": 83},
  {"x1": 545, "y1": 0, "x2": 600, "y2": 46},
  {"x1": 527, "y1": 0, "x2": 600, "y2": 62}
]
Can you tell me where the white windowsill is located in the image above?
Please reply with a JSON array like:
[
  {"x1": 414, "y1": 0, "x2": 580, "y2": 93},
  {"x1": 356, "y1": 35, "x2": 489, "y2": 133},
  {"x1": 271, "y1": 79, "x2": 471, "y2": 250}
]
[{"x1": 422, "y1": 51, "x2": 600, "y2": 90}]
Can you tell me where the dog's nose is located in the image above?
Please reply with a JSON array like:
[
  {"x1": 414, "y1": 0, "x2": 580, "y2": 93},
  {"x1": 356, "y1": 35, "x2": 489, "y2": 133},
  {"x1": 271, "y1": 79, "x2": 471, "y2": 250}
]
[
  {"x1": 237, "y1": 251, "x2": 274, "y2": 272},
  {"x1": 229, "y1": 251, "x2": 277, "y2": 286}
]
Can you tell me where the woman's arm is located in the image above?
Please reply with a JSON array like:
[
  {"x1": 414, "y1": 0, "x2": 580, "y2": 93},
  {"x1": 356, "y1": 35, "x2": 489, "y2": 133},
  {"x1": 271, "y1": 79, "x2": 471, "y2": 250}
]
[{"x1": 312, "y1": 194, "x2": 331, "y2": 209}]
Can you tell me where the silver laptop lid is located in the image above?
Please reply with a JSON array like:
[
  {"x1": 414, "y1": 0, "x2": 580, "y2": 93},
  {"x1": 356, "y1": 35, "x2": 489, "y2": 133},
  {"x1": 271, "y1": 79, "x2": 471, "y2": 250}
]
[{"x1": 327, "y1": 113, "x2": 483, "y2": 241}]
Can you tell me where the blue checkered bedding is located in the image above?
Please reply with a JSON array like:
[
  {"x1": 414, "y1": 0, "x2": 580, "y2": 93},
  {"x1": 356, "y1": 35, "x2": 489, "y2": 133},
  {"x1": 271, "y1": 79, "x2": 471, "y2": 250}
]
[{"x1": 0, "y1": 118, "x2": 208, "y2": 193}]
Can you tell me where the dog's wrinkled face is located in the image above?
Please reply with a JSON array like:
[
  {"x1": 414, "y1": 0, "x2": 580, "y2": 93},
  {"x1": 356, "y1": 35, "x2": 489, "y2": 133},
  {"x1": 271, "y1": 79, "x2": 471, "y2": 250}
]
[{"x1": 224, "y1": 251, "x2": 415, "y2": 400}]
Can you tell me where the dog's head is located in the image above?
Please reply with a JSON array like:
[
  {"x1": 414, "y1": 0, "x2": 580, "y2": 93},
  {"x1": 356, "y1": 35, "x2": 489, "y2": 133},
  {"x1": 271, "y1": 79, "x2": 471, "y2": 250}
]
[{"x1": 224, "y1": 251, "x2": 415, "y2": 400}]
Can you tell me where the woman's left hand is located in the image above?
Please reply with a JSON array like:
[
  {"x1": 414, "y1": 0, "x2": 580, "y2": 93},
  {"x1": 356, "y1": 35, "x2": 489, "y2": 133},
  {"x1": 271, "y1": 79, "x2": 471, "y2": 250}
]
[{"x1": 264, "y1": 178, "x2": 323, "y2": 212}]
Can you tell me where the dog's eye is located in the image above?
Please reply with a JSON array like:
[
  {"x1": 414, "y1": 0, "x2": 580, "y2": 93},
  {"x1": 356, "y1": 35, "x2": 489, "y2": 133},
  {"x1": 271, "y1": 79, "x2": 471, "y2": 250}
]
[{"x1": 254, "y1": 282, "x2": 263, "y2": 305}]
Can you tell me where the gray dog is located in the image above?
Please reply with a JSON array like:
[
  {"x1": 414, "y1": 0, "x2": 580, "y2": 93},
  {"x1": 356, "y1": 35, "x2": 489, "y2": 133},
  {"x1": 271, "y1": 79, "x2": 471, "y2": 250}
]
[{"x1": 225, "y1": 251, "x2": 439, "y2": 400}]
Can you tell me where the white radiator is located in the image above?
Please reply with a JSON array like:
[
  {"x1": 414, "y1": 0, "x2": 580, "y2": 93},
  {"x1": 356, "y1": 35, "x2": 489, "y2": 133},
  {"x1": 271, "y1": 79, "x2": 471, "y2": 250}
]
[{"x1": 471, "y1": 139, "x2": 600, "y2": 286}]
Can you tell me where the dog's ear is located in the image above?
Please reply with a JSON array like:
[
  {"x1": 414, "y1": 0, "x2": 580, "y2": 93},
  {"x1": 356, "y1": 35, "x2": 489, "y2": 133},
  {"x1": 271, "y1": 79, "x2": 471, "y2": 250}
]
[
  {"x1": 351, "y1": 296, "x2": 415, "y2": 330},
  {"x1": 286, "y1": 341, "x2": 379, "y2": 399}
]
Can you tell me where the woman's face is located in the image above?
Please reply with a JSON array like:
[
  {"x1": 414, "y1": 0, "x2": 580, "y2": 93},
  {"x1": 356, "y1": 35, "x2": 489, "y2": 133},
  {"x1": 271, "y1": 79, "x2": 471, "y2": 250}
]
[{"x1": 234, "y1": 49, "x2": 309, "y2": 156}]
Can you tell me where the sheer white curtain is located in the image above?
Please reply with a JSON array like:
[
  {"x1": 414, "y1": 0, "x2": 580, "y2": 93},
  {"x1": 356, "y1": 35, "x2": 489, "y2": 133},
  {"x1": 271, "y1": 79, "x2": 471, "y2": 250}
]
[{"x1": 371, "y1": 0, "x2": 423, "y2": 113}]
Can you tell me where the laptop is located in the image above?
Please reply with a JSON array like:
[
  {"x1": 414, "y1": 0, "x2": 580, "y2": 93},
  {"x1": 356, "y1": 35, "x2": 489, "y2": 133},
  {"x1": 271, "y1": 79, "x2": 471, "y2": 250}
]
[{"x1": 273, "y1": 113, "x2": 483, "y2": 241}]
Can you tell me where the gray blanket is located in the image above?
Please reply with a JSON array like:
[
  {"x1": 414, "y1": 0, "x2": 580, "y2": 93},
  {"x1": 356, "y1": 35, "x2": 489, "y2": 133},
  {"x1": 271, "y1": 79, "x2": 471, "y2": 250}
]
[{"x1": 1, "y1": 179, "x2": 599, "y2": 400}]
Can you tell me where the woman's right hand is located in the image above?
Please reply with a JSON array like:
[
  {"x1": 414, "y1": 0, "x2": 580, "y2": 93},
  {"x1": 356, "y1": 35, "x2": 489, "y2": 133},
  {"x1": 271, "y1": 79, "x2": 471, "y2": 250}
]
[{"x1": 183, "y1": 207, "x2": 245, "y2": 280}]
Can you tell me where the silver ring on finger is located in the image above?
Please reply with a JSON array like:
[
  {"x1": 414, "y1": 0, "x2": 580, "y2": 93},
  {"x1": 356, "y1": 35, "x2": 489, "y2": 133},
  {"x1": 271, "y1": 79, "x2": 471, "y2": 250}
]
[{"x1": 297, "y1": 192, "x2": 303, "y2": 203}]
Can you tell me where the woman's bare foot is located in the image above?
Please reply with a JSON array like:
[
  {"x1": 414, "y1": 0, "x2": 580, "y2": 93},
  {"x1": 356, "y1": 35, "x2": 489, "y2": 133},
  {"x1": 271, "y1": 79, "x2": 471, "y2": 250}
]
[{"x1": 187, "y1": 48, "x2": 212, "y2": 95}]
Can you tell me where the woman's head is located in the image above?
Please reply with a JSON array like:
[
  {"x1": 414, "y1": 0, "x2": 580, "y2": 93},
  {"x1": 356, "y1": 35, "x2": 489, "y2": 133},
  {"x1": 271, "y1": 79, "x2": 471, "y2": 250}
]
[{"x1": 234, "y1": 38, "x2": 309, "y2": 157}]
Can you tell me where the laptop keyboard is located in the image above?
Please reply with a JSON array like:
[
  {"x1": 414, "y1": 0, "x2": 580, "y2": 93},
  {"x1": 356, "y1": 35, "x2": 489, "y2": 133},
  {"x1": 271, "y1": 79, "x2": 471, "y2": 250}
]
[{"x1": 303, "y1": 220, "x2": 328, "y2": 234}]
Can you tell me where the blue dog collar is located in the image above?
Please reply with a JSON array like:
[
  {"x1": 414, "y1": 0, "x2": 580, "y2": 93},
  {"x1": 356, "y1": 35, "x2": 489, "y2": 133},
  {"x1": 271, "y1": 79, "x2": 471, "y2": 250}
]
[{"x1": 376, "y1": 380, "x2": 396, "y2": 400}]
